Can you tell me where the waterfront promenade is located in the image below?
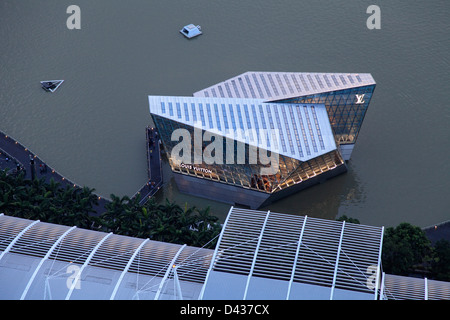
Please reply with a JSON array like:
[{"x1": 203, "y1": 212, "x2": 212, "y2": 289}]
[
  {"x1": 0, "y1": 130, "x2": 110, "y2": 215},
  {"x1": 131, "y1": 126, "x2": 163, "y2": 205},
  {"x1": 0, "y1": 127, "x2": 163, "y2": 216}
]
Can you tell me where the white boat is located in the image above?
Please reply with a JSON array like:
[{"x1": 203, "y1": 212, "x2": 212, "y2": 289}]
[
  {"x1": 40, "y1": 80, "x2": 64, "y2": 92},
  {"x1": 180, "y1": 24, "x2": 202, "y2": 39}
]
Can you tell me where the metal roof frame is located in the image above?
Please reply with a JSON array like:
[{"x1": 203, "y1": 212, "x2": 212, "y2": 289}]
[
  {"x1": 0, "y1": 214, "x2": 214, "y2": 300},
  {"x1": 2, "y1": 212, "x2": 450, "y2": 300},
  {"x1": 381, "y1": 273, "x2": 450, "y2": 300},
  {"x1": 201, "y1": 207, "x2": 385, "y2": 300}
]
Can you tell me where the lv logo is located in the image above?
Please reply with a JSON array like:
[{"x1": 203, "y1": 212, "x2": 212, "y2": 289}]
[{"x1": 355, "y1": 94, "x2": 365, "y2": 104}]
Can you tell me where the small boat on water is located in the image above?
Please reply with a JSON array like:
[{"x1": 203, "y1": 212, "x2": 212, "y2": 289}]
[
  {"x1": 180, "y1": 24, "x2": 202, "y2": 39},
  {"x1": 40, "y1": 80, "x2": 64, "y2": 92}
]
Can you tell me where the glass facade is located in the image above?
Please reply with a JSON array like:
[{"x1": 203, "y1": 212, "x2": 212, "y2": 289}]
[
  {"x1": 152, "y1": 114, "x2": 344, "y2": 195},
  {"x1": 276, "y1": 85, "x2": 376, "y2": 145}
]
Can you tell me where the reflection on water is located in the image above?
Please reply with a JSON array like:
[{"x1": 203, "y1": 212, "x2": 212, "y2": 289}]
[{"x1": 264, "y1": 161, "x2": 366, "y2": 221}]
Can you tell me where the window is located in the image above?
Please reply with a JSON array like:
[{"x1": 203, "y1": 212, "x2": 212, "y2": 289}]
[
  {"x1": 206, "y1": 103, "x2": 213, "y2": 128},
  {"x1": 191, "y1": 103, "x2": 197, "y2": 122},
  {"x1": 176, "y1": 102, "x2": 181, "y2": 119},
  {"x1": 259, "y1": 74, "x2": 272, "y2": 97},
  {"x1": 184, "y1": 103, "x2": 189, "y2": 121},
  {"x1": 236, "y1": 104, "x2": 244, "y2": 130},
  {"x1": 221, "y1": 104, "x2": 229, "y2": 130},
  {"x1": 259, "y1": 105, "x2": 267, "y2": 129},
  {"x1": 311, "y1": 106, "x2": 325, "y2": 150},
  {"x1": 199, "y1": 103, "x2": 206, "y2": 126},
  {"x1": 214, "y1": 104, "x2": 221, "y2": 131},
  {"x1": 229, "y1": 104, "x2": 236, "y2": 130},
  {"x1": 303, "y1": 106, "x2": 318, "y2": 153}
]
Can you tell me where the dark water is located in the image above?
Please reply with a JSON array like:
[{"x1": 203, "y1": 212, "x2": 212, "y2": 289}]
[{"x1": 1, "y1": 0, "x2": 449, "y2": 227}]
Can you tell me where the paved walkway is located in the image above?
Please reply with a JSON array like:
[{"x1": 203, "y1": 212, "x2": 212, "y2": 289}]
[
  {"x1": 0, "y1": 130, "x2": 110, "y2": 216},
  {"x1": 0, "y1": 127, "x2": 163, "y2": 216},
  {"x1": 131, "y1": 126, "x2": 163, "y2": 205}
]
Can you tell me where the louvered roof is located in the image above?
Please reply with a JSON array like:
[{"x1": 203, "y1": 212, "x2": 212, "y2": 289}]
[
  {"x1": 201, "y1": 207, "x2": 385, "y2": 300},
  {"x1": 0, "y1": 214, "x2": 213, "y2": 300},
  {"x1": 2, "y1": 213, "x2": 450, "y2": 300},
  {"x1": 148, "y1": 95, "x2": 337, "y2": 162},
  {"x1": 193, "y1": 71, "x2": 376, "y2": 101},
  {"x1": 381, "y1": 274, "x2": 450, "y2": 300}
]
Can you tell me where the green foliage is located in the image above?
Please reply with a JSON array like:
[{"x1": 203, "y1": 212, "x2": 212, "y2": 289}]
[
  {"x1": 431, "y1": 239, "x2": 450, "y2": 281},
  {"x1": 2, "y1": 168, "x2": 449, "y2": 279},
  {"x1": 336, "y1": 215, "x2": 360, "y2": 224},
  {"x1": 382, "y1": 222, "x2": 433, "y2": 276},
  {"x1": 0, "y1": 169, "x2": 98, "y2": 229},
  {"x1": 97, "y1": 196, "x2": 221, "y2": 248},
  {"x1": 336, "y1": 216, "x2": 450, "y2": 281},
  {"x1": 0, "y1": 168, "x2": 221, "y2": 249}
]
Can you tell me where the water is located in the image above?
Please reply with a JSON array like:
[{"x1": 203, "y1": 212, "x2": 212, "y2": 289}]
[{"x1": 1, "y1": 0, "x2": 449, "y2": 227}]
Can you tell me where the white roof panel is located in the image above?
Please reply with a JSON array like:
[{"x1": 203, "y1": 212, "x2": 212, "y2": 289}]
[
  {"x1": 148, "y1": 95, "x2": 337, "y2": 162},
  {"x1": 194, "y1": 71, "x2": 376, "y2": 101}
]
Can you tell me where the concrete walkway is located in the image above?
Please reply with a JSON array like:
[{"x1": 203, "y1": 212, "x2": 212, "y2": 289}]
[
  {"x1": 0, "y1": 130, "x2": 110, "y2": 216},
  {"x1": 131, "y1": 126, "x2": 163, "y2": 205}
]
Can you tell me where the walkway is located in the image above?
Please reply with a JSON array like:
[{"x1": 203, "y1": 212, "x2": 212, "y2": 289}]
[
  {"x1": 131, "y1": 126, "x2": 163, "y2": 205},
  {"x1": 0, "y1": 127, "x2": 163, "y2": 216},
  {"x1": 0, "y1": 130, "x2": 110, "y2": 216}
]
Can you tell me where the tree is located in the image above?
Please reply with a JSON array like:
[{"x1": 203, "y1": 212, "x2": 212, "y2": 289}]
[
  {"x1": 382, "y1": 222, "x2": 433, "y2": 276},
  {"x1": 101, "y1": 194, "x2": 140, "y2": 235},
  {"x1": 191, "y1": 206, "x2": 221, "y2": 248},
  {"x1": 431, "y1": 239, "x2": 450, "y2": 281},
  {"x1": 0, "y1": 168, "x2": 222, "y2": 249},
  {"x1": 336, "y1": 215, "x2": 360, "y2": 224}
]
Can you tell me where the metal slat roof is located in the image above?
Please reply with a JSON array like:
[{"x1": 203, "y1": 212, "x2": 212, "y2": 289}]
[
  {"x1": 0, "y1": 214, "x2": 213, "y2": 300},
  {"x1": 382, "y1": 274, "x2": 450, "y2": 300},
  {"x1": 194, "y1": 71, "x2": 376, "y2": 102},
  {"x1": 2, "y1": 213, "x2": 450, "y2": 300},
  {"x1": 201, "y1": 207, "x2": 385, "y2": 300}
]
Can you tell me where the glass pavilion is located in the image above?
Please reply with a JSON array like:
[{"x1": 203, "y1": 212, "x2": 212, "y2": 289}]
[
  {"x1": 149, "y1": 95, "x2": 346, "y2": 209},
  {"x1": 148, "y1": 71, "x2": 376, "y2": 208}
]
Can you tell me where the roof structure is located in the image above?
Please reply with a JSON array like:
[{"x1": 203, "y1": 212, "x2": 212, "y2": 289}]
[
  {"x1": 2, "y1": 212, "x2": 449, "y2": 300},
  {"x1": 0, "y1": 214, "x2": 213, "y2": 300},
  {"x1": 148, "y1": 95, "x2": 337, "y2": 162},
  {"x1": 381, "y1": 273, "x2": 450, "y2": 300},
  {"x1": 200, "y1": 207, "x2": 385, "y2": 300},
  {"x1": 193, "y1": 71, "x2": 376, "y2": 102}
]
